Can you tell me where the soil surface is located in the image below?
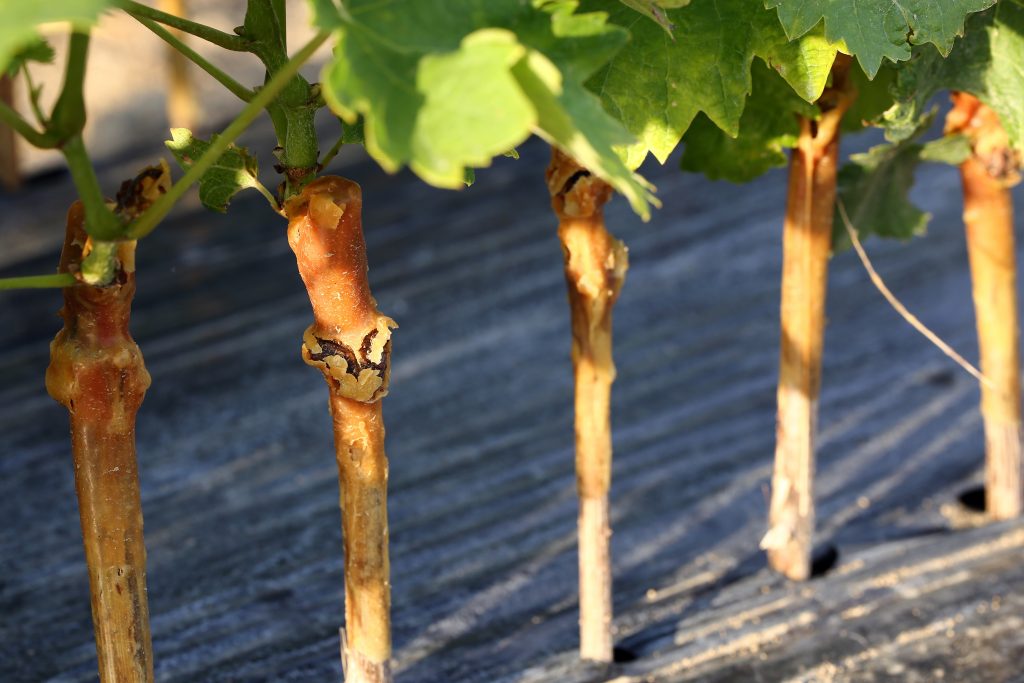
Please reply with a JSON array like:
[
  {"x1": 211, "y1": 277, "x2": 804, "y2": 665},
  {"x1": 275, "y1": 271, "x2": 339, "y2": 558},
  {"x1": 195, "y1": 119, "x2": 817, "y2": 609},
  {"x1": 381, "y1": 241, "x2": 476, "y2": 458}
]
[{"x1": 1, "y1": 24, "x2": 1023, "y2": 681}]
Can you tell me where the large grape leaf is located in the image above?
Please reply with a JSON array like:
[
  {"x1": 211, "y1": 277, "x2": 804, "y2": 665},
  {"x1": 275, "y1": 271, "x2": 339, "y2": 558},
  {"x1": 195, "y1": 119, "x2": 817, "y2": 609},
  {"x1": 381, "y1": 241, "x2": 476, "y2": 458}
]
[
  {"x1": 315, "y1": 0, "x2": 656, "y2": 217},
  {"x1": 0, "y1": 0, "x2": 114, "y2": 73},
  {"x1": 585, "y1": 0, "x2": 839, "y2": 169},
  {"x1": 679, "y1": 60, "x2": 816, "y2": 183},
  {"x1": 883, "y1": 1, "x2": 1024, "y2": 155},
  {"x1": 766, "y1": 0, "x2": 995, "y2": 78}
]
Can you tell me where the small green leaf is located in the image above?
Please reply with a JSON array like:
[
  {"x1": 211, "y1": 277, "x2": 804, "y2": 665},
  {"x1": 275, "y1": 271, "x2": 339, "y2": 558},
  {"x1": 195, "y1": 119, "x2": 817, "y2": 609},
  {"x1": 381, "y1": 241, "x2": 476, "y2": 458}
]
[
  {"x1": 834, "y1": 132, "x2": 931, "y2": 251},
  {"x1": 341, "y1": 117, "x2": 365, "y2": 145},
  {"x1": 165, "y1": 128, "x2": 264, "y2": 213},
  {"x1": 6, "y1": 37, "x2": 54, "y2": 76},
  {"x1": 0, "y1": 0, "x2": 115, "y2": 74},
  {"x1": 766, "y1": 0, "x2": 995, "y2": 78},
  {"x1": 504, "y1": 147, "x2": 520, "y2": 159},
  {"x1": 464, "y1": 168, "x2": 476, "y2": 186}
]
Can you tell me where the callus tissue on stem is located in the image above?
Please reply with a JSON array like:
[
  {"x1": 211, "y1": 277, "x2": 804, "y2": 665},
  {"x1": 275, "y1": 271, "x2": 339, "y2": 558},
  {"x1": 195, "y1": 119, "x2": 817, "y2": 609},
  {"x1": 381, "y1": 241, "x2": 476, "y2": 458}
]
[{"x1": 286, "y1": 176, "x2": 396, "y2": 683}]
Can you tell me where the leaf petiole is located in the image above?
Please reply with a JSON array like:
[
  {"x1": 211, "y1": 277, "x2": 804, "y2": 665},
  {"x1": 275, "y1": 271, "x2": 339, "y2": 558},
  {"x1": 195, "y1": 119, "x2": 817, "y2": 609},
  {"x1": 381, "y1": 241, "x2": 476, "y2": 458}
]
[
  {"x1": 131, "y1": 15, "x2": 255, "y2": 102},
  {"x1": 118, "y1": 0, "x2": 252, "y2": 51},
  {"x1": 0, "y1": 98, "x2": 56, "y2": 148},
  {"x1": 0, "y1": 273, "x2": 77, "y2": 291}
]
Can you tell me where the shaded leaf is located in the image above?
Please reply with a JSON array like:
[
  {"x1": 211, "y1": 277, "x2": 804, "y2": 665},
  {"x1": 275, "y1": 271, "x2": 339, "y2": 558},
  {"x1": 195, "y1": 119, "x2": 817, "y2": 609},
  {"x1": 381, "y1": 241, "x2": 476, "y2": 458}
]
[{"x1": 0, "y1": 0, "x2": 114, "y2": 74}]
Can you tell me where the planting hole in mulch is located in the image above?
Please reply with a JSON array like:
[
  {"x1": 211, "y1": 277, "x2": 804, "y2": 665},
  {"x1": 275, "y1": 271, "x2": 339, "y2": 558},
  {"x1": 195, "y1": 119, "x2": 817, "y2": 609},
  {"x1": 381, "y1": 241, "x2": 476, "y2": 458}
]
[
  {"x1": 810, "y1": 543, "x2": 840, "y2": 578},
  {"x1": 958, "y1": 485, "x2": 987, "y2": 513},
  {"x1": 613, "y1": 646, "x2": 639, "y2": 663}
]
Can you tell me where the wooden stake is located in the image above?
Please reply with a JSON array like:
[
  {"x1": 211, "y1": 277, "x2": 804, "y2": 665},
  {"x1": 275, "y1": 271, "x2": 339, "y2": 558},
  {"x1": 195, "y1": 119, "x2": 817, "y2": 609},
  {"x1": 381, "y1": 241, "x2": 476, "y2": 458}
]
[
  {"x1": 547, "y1": 148, "x2": 628, "y2": 662},
  {"x1": 46, "y1": 201, "x2": 154, "y2": 682},
  {"x1": 287, "y1": 177, "x2": 395, "y2": 683},
  {"x1": 762, "y1": 58, "x2": 852, "y2": 581},
  {"x1": 159, "y1": 0, "x2": 198, "y2": 130},
  {"x1": 947, "y1": 92, "x2": 1023, "y2": 520}
]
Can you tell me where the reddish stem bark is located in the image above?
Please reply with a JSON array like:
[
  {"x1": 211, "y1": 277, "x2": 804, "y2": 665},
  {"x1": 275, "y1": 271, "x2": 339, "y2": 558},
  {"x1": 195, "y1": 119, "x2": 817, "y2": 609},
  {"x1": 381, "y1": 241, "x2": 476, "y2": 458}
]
[
  {"x1": 287, "y1": 176, "x2": 395, "y2": 683},
  {"x1": 947, "y1": 92, "x2": 1023, "y2": 520},
  {"x1": 547, "y1": 148, "x2": 628, "y2": 662},
  {"x1": 46, "y1": 201, "x2": 154, "y2": 682}
]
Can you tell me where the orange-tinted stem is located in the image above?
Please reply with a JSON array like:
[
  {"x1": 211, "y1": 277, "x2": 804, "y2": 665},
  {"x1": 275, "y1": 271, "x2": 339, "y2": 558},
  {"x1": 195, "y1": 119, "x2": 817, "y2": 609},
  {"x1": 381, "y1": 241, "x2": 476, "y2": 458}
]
[
  {"x1": 548, "y1": 148, "x2": 628, "y2": 662},
  {"x1": 764, "y1": 57, "x2": 852, "y2": 581},
  {"x1": 287, "y1": 176, "x2": 395, "y2": 683},
  {"x1": 947, "y1": 92, "x2": 1022, "y2": 519},
  {"x1": 46, "y1": 202, "x2": 154, "y2": 682}
]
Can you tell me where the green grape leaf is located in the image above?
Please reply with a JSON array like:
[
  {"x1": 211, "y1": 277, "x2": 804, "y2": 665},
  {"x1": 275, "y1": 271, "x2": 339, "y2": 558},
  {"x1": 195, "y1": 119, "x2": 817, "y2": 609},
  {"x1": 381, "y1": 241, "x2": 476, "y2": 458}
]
[
  {"x1": 586, "y1": 0, "x2": 839, "y2": 169},
  {"x1": 618, "y1": 0, "x2": 690, "y2": 34},
  {"x1": 0, "y1": 0, "x2": 114, "y2": 74},
  {"x1": 883, "y1": 1, "x2": 1024, "y2": 155},
  {"x1": 841, "y1": 60, "x2": 895, "y2": 131},
  {"x1": 315, "y1": 0, "x2": 655, "y2": 217},
  {"x1": 680, "y1": 59, "x2": 817, "y2": 183},
  {"x1": 833, "y1": 131, "x2": 931, "y2": 251},
  {"x1": 165, "y1": 128, "x2": 264, "y2": 213},
  {"x1": 766, "y1": 0, "x2": 995, "y2": 78},
  {"x1": 340, "y1": 117, "x2": 365, "y2": 145},
  {"x1": 919, "y1": 133, "x2": 971, "y2": 165},
  {"x1": 6, "y1": 38, "x2": 54, "y2": 76}
]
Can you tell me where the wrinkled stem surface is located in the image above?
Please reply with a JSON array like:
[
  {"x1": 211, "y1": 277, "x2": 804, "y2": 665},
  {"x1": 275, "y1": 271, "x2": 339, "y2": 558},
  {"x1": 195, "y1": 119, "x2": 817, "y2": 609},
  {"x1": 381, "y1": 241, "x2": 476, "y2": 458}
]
[
  {"x1": 548, "y1": 148, "x2": 628, "y2": 662},
  {"x1": 764, "y1": 65, "x2": 851, "y2": 581},
  {"x1": 948, "y1": 93, "x2": 1023, "y2": 520},
  {"x1": 287, "y1": 177, "x2": 395, "y2": 683},
  {"x1": 46, "y1": 202, "x2": 154, "y2": 682}
]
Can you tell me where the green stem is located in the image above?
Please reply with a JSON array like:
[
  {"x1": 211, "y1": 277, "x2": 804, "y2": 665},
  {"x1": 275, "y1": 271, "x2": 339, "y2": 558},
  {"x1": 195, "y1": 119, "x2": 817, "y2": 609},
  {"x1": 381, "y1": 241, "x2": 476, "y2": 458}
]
[
  {"x1": 133, "y1": 15, "x2": 255, "y2": 102},
  {"x1": 20, "y1": 64, "x2": 48, "y2": 128},
  {"x1": 50, "y1": 32, "x2": 90, "y2": 139},
  {"x1": 62, "y1": 136, "x2": 123, "y2": 240},
  {"x1": 0, "y1": 273, "x2": 77, "y2": 291},
  {"x1": 127, "y1": 30, "x2": 330, "y2": 240},
  {"x1": 119, "y1": 0, "x2": 251, "y2": 51},
  {"x1": 0, "y1": 99, "x2": 56, "y2": 148},
  {"x1": 319, "y1": 135, "x2": 346, "y2": 169}
]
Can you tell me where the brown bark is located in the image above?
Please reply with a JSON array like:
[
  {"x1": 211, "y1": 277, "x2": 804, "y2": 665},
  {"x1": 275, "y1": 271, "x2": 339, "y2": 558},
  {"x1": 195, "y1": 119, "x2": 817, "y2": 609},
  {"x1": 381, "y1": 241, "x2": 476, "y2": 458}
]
[
  {"x1": 0, "y1": 75, "x2": 20, "y2": 190},
  {"x1": 547, "y1": 148, "x2": 628, "y2": 662},
  {"x1": 160, "y1": 0, "x2": 198, "y2": 130},
  {"x1": 946, "y1": 93, "x2": 1023, "y2": 520},
  {"x1": 287, "y1": 176, "x2": 395, "y2": 683},
  {"x1": 45, "y1": 202, "x2": 153, "y2": 682},
  {"x1": 763, "y1": 59, "x2": 852, "y2": 581}
]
